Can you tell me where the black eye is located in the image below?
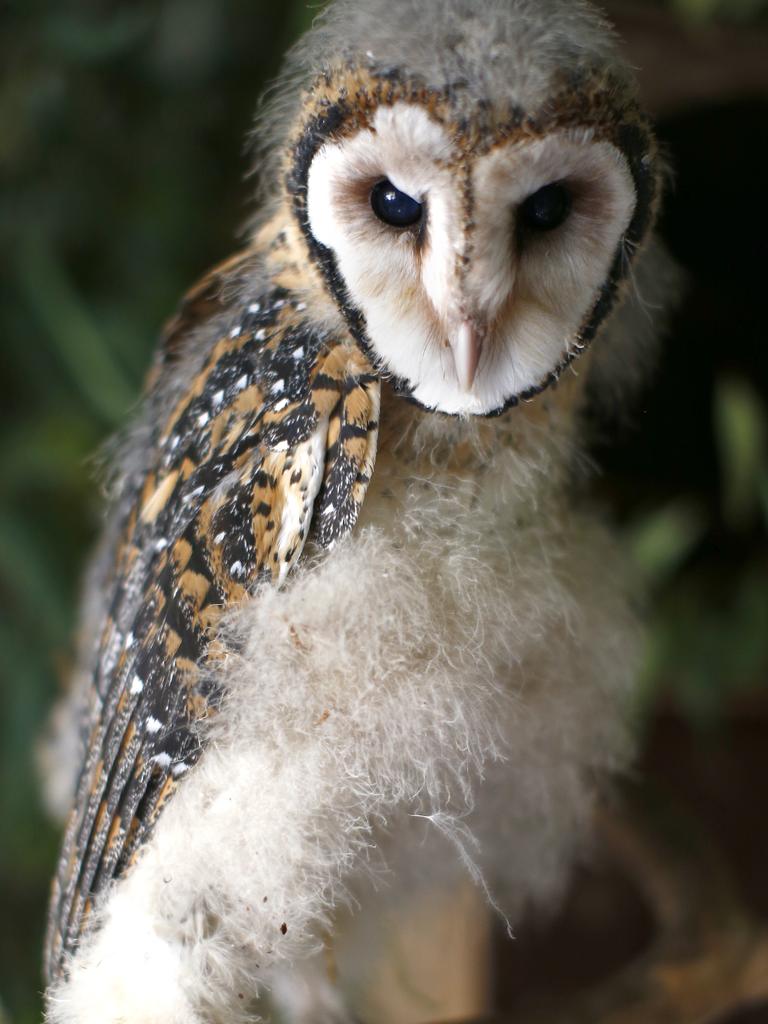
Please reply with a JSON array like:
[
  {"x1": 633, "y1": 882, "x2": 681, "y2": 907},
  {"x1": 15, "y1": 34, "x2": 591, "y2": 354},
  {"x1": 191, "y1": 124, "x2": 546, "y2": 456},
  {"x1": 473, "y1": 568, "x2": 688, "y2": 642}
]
[
  {"x1": 519, "y1": 182, "x2": 571, "y2": 232},
  {"x1": 370, "y1": 179, "x2": 423, "y2": 228}
]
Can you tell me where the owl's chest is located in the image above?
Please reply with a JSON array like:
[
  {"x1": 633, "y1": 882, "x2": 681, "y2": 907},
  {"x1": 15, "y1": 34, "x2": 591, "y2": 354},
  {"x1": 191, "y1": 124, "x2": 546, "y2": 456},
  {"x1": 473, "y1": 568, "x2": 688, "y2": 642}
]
[
  {"x1": 351, "y1": 387, "x2": 525, "y2": 539},
  {"x1": 353, "y1": 410, "x2": 493, "y2": 539}
]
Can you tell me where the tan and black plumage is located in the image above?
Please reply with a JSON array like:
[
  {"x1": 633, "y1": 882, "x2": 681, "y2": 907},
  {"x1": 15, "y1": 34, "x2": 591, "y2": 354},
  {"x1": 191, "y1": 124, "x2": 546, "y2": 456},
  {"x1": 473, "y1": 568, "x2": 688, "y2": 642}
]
[
  {"x1": 43, "y1": 2, "x2": 673, "y2": 1021},
  {"x1": 45, "y1": 254, "x2": 380, "y2": 977}
]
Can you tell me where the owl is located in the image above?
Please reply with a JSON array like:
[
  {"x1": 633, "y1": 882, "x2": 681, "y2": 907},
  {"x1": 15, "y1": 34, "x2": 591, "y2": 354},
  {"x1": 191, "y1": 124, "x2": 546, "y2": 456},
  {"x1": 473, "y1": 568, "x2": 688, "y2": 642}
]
[{"x1": 41, "y1": 1, "x2": 674, "y2": 1022}]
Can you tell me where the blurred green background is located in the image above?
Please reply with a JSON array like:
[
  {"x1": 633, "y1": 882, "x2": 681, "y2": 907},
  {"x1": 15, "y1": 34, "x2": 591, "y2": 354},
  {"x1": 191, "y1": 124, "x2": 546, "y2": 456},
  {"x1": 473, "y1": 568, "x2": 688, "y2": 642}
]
[{"x1": 0, "y1": 1, "x2": 766, "y2": 1021}]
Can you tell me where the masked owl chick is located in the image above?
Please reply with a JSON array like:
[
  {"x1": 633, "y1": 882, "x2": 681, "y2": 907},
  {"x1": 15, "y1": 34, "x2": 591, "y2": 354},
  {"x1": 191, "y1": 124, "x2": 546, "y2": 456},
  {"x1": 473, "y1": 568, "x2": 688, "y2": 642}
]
[{"x1": 42, "y1": 0, "x2": 674, "y2": 1021}]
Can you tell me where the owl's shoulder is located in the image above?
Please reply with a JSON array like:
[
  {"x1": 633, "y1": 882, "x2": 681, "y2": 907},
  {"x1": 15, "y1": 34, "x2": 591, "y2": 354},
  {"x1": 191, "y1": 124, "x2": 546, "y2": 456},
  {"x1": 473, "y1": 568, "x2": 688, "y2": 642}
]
[{"x1": 44, "y1": 247, "x2": 381, "y2": 981}]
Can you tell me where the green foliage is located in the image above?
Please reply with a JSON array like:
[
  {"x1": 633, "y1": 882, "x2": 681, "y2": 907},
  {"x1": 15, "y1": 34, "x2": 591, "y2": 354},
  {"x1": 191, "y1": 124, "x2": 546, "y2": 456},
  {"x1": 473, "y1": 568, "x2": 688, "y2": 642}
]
[
  {"x1": 673, "y1": 0, "x2": 768, "y2": 21},
  {"x1": 628, "y1": 374, "x2": 768, "y2": 727},
  {"x1": 641, "y1": 565, "x2": 768, "y2": 722},
  {"x1": 714, "y1": 376, "x2": 768, "y2": 531},
  {"x1": 626, "y1": 499, "x2": 708, "y2": 589},
  {"x1": 0, "y1": 2, "x2": 311, "y2": 1019}
]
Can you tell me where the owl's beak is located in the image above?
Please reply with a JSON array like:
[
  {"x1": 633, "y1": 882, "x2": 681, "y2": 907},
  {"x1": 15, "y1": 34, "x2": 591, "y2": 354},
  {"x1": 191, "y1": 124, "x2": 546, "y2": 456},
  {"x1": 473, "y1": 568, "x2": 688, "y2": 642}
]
[{"x1": 449, "y1": 320, "x2": 483, "y2": 392}]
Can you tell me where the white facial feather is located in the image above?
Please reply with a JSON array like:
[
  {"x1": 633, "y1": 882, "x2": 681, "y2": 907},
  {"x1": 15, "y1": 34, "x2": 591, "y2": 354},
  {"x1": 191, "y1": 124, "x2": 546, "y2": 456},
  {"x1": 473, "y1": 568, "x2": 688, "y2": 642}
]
[{"x1": 307, "y1": 110, "x2": 636, "y2": 415}]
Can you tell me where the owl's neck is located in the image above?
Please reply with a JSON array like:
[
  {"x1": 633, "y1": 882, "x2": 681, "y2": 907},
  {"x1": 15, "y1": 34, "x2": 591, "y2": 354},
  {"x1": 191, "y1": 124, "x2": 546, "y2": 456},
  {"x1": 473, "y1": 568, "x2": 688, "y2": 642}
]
[{"x1": 350, "y1": 380, "x2": 586, "y2": 550}]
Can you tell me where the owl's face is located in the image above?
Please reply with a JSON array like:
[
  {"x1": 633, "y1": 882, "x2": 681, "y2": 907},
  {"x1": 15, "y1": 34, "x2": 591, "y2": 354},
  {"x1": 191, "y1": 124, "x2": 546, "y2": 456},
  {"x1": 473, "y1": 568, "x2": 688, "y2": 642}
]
[
  {"x1": 286, "y1": 52, "x2": 659, "y2": 415},
  {"x1": 305, "y1": 100, "x2": 640, "y2": 416}
]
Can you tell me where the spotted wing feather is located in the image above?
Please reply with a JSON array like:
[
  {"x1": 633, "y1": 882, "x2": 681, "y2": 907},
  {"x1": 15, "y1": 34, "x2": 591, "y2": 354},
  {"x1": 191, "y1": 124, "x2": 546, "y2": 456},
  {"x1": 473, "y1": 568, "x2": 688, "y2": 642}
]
[{"x1": 44, "y1": 263, "x2": 380, "y2": 982}]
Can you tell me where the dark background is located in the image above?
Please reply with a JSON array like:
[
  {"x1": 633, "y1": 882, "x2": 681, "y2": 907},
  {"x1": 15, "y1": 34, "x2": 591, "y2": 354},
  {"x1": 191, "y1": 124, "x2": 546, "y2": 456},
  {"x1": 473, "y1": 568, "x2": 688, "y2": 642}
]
[{"x1": 1, "y1": 2, "x2": 766, "y2": 1021}]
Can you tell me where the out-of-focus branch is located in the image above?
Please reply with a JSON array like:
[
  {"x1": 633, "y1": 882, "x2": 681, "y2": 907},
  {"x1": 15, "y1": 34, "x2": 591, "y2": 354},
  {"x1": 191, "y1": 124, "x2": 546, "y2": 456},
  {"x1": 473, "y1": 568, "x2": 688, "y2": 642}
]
[
  {"x1": 606, "y1": 2, "x2": 768, "y2": 114},
  {"x1": 427, "y1": 799, "x2": 768, "y2": 1024}
]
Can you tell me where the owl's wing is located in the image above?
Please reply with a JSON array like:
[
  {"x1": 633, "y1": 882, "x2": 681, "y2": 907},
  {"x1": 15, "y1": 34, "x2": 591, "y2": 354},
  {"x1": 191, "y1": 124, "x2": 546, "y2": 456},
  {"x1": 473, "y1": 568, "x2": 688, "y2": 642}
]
[{"x1": 44, "y1": 267, "x2": 380, "y2": 981}]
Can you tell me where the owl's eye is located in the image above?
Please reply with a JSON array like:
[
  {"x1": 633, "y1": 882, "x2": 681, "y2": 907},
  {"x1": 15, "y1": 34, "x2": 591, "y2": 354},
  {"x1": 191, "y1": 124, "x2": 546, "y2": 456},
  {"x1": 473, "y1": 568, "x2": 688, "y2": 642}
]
[
  {"x1": 519, "y1": 183, "x2": 571, "y2": 232},
  {"x1": 370, "y1": 179, "x2": 423, "y2": 228}
]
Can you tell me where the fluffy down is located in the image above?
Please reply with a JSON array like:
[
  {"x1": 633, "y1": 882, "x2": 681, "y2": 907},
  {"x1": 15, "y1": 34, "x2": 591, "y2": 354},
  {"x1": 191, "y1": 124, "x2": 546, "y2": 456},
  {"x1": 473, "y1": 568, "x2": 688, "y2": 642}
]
[
  {"x1": 255, "y1": 0, "x2": 630, "y2": 200},
  {"x1": 47, "y1": 420, "x2": 640, "y2": 1024}
]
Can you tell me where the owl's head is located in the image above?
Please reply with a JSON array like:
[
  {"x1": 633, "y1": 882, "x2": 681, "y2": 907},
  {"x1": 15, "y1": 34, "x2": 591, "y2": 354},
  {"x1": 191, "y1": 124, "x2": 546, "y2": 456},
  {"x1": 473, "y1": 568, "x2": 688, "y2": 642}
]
[{"x1": 265, "y1": 0, "x2": 660, "y2": 416}]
